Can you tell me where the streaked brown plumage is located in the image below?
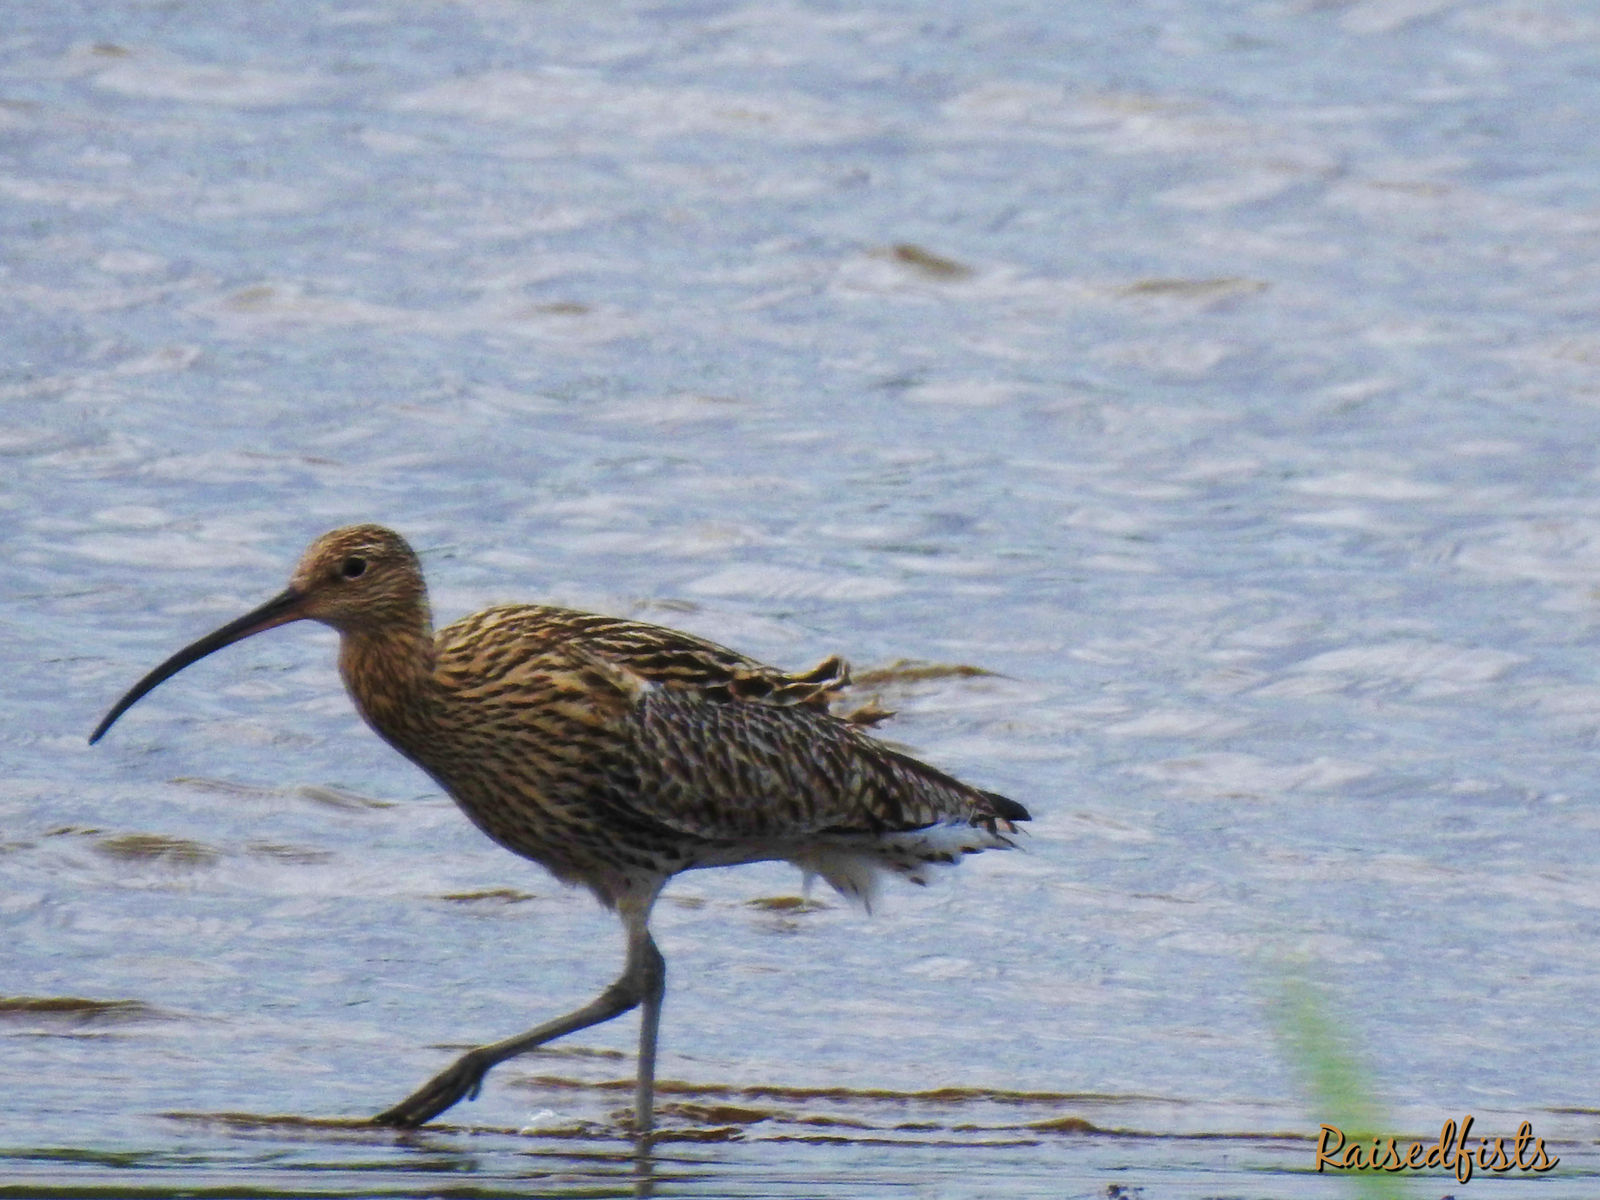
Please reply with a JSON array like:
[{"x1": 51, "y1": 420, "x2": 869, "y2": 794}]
[{"x1": 90, "y1": 523, "x2": 1029, "y2": 1135}]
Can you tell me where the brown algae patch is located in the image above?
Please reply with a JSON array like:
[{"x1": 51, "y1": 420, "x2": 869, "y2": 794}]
[
  {"x1": 523, "y1": 301, "x2": 590, "y2": 316},
  {"x1": 662, "y1": 1101, "x2": 782, "y2": 1126},
  {"x1": 169, "y1": 776, "x2": 280, "y2": 800},
  {"x1": 851, "y1": 659, "x2": 999, "y2": 687},
  {"x1": 1024, "y1": 1115, "x2": 1105, "y2": 1133},
  {"x1": 654, "y1": 1124, "x2": 743, "y2": 1143},
  {"x1": 529, "y1": 1044, "x2": 627, "y2": 1061},
  {"x1": 165, "y1": 1111, "x2": 431, "y2": 1140},
  {"x1": 517, "y1": 1076, "x2": 1113, "y2": 1105},
  {"x1": 875, "y1": 243, "x2": 975, "y2": 280},
  {"x1": 247, "y1": 842, "x2": 334, "y2": 865},
  {"x1": 744, "y1": 896, "x2": 825, "y2": 913},
  {"x1": 93, "y1": 832, "x2": 221, "y2": 867},
  {"x1": 0, "y1": 995, "x2": 169, "y2": 1025},
  {"x1": 513, "y1": 1077, "x2": 1127, "y2": 1138},
  {"x1": 437, "y1": 888, "x2": 538, "y2": 904},
  {"x1": 1113, "y1": 277, "x2": 1268, "y2": 308},
  {"x1": 170, "y1": 778, "x2": 395, "y2": 810},
  {"x1": 295, "y1": 784, "x2": 396, "y2": 809}
]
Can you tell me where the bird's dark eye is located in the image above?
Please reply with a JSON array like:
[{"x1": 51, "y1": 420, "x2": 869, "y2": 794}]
[{"x1": 340, "y1": 556, "x2": 368, "y2": 580}]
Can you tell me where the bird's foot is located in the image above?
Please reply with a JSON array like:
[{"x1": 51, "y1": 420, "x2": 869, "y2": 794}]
[{"x1": 371, "y1": 1049, "x2": 489, "y2": 1128}]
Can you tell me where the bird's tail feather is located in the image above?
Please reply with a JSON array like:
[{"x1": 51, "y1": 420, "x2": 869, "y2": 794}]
[{"x1": 791, "y1": 818, "x2": 1020, "y2": 912}]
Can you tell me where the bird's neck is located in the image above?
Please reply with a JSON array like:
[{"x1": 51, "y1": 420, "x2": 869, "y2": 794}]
[{"x1": 337, "y1": 621, "x2": 439, "y2": 750}]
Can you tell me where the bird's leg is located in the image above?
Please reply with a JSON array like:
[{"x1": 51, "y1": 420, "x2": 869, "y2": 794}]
[
  {"x1": 632, "y1": 928, "x2": 666, "y2": 1141},
  {"x1": 370, "y1": 980, "x2": 642, "y2": 1128},
  {"x1": 373, "y1": 893, "x2": 665, "y2": 1131}
]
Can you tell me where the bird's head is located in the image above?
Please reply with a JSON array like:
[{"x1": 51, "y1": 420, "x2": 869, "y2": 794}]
[
  {"x1": 89, "y1": 523, "x2": 429, "y2": 744},
  {"x1": 286, "y1": 523, "x2": 429, "y2": 635}
]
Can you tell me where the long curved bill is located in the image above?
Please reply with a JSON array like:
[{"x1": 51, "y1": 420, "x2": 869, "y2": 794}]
[{"x1": 89, "y1": 587, "x2": 308, "y2": 744}]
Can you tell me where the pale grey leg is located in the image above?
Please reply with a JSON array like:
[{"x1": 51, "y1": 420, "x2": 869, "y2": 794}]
[
  {"x1": 373, "y1": 893, "x2": 664, "y2": 1131},
  {"x1": 632, "y1": 932, "x2": 666, "y2": 1138}
]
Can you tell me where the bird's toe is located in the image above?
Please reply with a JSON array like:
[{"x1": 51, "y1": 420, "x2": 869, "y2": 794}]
[{"x1": 372, "y1": 1054, "x2": 489, "y2": 1128}]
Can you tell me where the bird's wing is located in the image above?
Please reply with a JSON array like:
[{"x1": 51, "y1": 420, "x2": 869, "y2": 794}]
[
  {"x1": 614, "y1": 681, "x2": 1019, "y2": 842},
  {"x1": 433, "y1": 604, "x2": 1019, "y2": 844},
  {"x1": 440, "y1": 604, "x2": 885, "y2": 722}
]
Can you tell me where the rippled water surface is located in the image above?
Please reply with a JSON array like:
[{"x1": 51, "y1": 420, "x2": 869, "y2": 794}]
[{"x1": 7, "y1": 0, "x2": 1600, "y2": 1195}]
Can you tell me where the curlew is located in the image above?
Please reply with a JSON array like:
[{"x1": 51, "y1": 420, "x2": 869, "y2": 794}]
[{"x1": 90, "y1": 524, "x2": 1028, "y2": 1134}]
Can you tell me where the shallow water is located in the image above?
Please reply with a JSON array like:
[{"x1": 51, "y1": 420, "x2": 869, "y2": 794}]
[{"x1": 6, "y1": 0, "x2": 1600, "y2": 1195}]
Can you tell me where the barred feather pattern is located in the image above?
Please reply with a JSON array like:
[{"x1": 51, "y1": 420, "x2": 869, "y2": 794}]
[{"x1": 307, "y1": 527, "x2": 1025, "y2": 908}]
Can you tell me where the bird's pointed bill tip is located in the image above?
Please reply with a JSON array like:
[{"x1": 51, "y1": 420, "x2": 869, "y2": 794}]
[{"x1": 89, "y1": 586, "x2": 308, "y2": 746}]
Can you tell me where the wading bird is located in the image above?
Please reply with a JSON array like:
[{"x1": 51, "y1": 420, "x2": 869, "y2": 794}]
[{"x1": 90, "y1": 524, "x2": 1028, "y2": 1133}]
